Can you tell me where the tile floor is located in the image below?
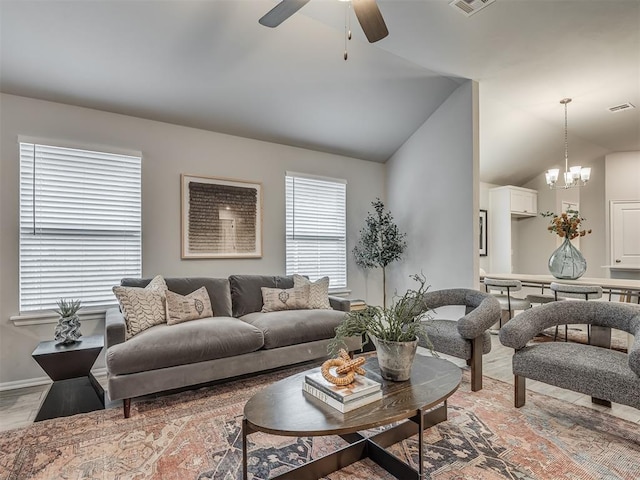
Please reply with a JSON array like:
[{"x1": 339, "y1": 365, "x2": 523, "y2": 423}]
[{"x1": 1, "y1": 331, "x2": 639, "y2": 433}]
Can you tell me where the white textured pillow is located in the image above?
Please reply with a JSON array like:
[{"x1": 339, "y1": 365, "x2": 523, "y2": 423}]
[
  {"x1": 261, "y1": 285, "x2": 310, "y2": 312},
  {"x1": 293, "y1": 274, "x2": 331, "y2": 310},
  {"x1": 166, "y1": 287, "x2": 214, "y2": 325},
  {"x1": 113, "y1": 275, "x2": 168, "y2": 339}
]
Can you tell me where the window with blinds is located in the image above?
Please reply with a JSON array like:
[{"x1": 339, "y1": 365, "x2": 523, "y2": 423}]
[
  {"x1": 285, "y1": 173, "x2": 347, "y2": 289},
  {"x1": 19, "y1": 142, "x2": 142, "y2": 312}
]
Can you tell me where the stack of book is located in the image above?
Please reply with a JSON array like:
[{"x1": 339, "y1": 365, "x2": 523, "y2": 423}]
[
  {"x1": 303, "y1": 369, "x2": 382, "y2": 413},
  {"x1": 349, "y1": 299, "x2": 367, "y2": 312}
]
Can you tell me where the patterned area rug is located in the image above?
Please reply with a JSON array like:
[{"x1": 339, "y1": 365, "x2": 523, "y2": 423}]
[{"x1": 1, "y1": 360, "x2": 639, "y2": 480}]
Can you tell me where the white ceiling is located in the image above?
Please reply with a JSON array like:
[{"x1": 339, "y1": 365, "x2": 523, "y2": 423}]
[{"x1": 1, "y1": 1, "x2": 638, "y2": 185}]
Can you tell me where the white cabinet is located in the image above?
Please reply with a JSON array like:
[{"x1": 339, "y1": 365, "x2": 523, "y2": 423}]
[
  {"x1": 509, "y1": 188, "x2": 537, "y2": 216},
  {"x1": 488, "y1": 186, "x2": 538, "y2": 273}
]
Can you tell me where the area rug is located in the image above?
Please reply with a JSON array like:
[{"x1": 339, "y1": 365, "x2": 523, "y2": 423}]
[{"x1": 1, "y1": 362, "x2": 639, "y2": 480}]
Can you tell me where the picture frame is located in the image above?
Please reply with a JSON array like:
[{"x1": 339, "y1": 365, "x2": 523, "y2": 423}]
[
  {"x1": 479, "y1": 209, "x2": 488, "y2": 256},
  {"x1": 181, "y1": 174, "x2": 262, "y2": 259}
]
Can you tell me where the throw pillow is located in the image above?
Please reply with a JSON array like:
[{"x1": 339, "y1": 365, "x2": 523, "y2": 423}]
[
  {"x1": 261, "y1": 285, "x2": 310, "y2": 312},
  {"x1": 165, "y1": 287, "x2": 214, "y2": 325},
  {"x1": 113, "y1": 288, "x2": 167, "y2": 341},
  {"x1": 293, "y1": 274, "x2": 332, "y2": 310}
]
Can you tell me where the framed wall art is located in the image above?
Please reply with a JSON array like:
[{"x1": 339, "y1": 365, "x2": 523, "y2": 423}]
[
  {"x1": 479, "y1": 209, "x2": 488, "y2": 256},
  {"x1": 181, "y1": 174, "x2": 262, "y2": 259}
]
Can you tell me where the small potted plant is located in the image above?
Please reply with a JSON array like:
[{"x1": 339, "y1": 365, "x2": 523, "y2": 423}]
[
  {"x1": 329, "y1": 273, "x2": 433, "y2": 381},
  {"x1": 53, "y1": 298, "x2": 83, "y2": 345}
]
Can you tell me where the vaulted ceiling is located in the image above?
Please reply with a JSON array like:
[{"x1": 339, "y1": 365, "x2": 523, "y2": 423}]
[{"x1": 1, "y1": 1, "x2": 638, "y2": 186}]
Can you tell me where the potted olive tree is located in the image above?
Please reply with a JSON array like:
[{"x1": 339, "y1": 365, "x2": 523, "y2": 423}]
[
  {"x1": 352, "y1": 199, "x2": 406, "y2": 308},
  {"x1": 329, "y1": 274, "x2": 433, "y2": 381}
]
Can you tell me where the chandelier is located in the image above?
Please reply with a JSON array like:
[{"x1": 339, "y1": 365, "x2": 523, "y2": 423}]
[{"x1": 544, "y1": 98, "x2": 591, "y2": 189}]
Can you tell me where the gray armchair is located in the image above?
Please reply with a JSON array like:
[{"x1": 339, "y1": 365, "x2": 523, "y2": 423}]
[
  {"x1": 419, "y1": 289, "x2": 501, "y2": 391},
  {"x1": 499, "y1": 301, "x2": 640, "y2": 409}
]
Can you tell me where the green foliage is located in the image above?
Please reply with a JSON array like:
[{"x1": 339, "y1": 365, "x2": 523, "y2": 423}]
[
  {"x1": 329, "y1": 273, "x2": 433, "y2": 355},
  {"x1": 352, "y1": 199, "x2": 407, "y2": 270},
  {"x1": 54, "y1": 298, "x2": 82, "y2": 318}
]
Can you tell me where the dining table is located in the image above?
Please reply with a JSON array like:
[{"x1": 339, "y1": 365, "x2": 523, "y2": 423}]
[{"x1": 480, "y1": 273, "x2": 640, "y2": 303}]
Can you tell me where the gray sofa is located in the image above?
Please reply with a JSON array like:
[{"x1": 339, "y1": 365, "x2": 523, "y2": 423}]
[
  {"x1": 499, "y1": 301, "x2": 640, "y2": 409},
  {"x1": 106, "y1": 275, "x2": 359, "y2": 417}
]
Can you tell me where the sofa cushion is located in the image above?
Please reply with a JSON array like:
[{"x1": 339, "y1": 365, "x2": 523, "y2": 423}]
[
  {"x1": 121, "y1": 277, "x2": 232, "y2": 317},
  {"x1": 293, "y1": 275, "x2": 331, "y2": 310},
  {"x1": 166, "y1": 287, "x2": 214, "y2": 325},
  {"x1": 513, "y1": 342, "x2": 640, "y2": 409},
  {"x1": 241, "y1": 309, "x2": 347, "y2": 349},
  {"x1": 420, "y1": 319, "x2": 492, "y2": 360},
  {"x1": 261, "y1": 285, "x2": 310, "y2": 312},
  {"x1": 106, "y1": 317, "x2": 264, "y2": 375},
  {"x1": 229, "y1": 275, "x2": 294, "y2": 317},
  {"x1": 113, "y1": 275, "x2": 168, "y2": 339}
]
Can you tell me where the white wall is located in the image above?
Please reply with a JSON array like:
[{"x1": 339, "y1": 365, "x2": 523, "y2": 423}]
[
  {"x1": 0, "y1": 94, "x2": 386, "y2": 387},
  {"x1": 479, "y1": 181, "x2": 498, "y2": 273},
  {"x1": 605, "y1": 151, "x2": 640, "y2": 280},
  {"x1": 385, "y1": 81, "x2": 478, "y2": 296}
]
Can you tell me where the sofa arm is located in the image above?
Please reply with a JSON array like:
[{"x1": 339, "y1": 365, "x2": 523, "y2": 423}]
[
  {"x1": 105, "y1": 307, "x2": 127, "y2": 348},
  {"x1": 329, "y1": 296, "x2": 351, "y2": 312}
]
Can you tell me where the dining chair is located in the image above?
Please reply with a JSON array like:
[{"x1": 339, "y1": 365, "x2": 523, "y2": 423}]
[
  {"x1": 549, "y1": 282, "x2": 603, "y2": 343},
  {"x1": 483, "y1": 278, "x2": 531, "y2": 329}
]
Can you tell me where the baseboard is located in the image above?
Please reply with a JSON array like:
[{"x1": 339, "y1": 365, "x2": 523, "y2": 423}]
[{"x1": 0, "y1": 367, "x2": 107, "y2": 392}]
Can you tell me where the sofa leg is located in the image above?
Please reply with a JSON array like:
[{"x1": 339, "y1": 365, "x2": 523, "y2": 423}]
[
  {"x1": 515, "y1": 375, "x2": 526, "y2": 408},
  {"x1": 123, "y1": 398, "x2": 131, "y2": 418},
  {"x1": 470, "y1": 336, "x2": 483, "y2": 392}
]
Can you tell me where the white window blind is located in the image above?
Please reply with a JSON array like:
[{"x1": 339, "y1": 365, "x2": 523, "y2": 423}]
[
  {"x1": 285, "y1": 173, "x2": 347, "y2": 289},
  {"x1": 19, "y1": 142, "x2": 142, "y2": 312}
]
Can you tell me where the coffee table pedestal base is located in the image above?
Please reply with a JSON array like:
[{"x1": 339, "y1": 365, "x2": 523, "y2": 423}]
[{"x1": 243, "y1": 402, "x2": 448, "y2": 480}]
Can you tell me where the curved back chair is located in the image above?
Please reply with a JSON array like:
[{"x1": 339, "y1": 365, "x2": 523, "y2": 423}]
[
  {"x1": 483, "y1": 278, "x2": 531, "y2": 329},
  {"x1": 499, "y1": 301, "x2": 640, "y2": 409},
  {"x1": 550, "y1": 282, "x2": 603, "y2": 343},
  {"x1": 419, "y1": 289, "x2": 501, "y2": 391}
]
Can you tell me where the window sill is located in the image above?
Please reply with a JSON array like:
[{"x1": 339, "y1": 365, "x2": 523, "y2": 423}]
[
  {"x1": 329, "y1": 289, "x2": 352, "y2": 297},
  {"x1": 10, "y1": 306, "x2": 115, "y2": 326}
]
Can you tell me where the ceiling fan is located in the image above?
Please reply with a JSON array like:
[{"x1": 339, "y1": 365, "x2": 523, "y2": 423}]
[{"x1": 259, "y1": 0, "x2": 389, "y2": 43}]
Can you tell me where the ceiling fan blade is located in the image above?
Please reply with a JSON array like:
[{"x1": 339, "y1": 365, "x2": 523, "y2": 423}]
[
  {"x1": 259, "y1": 0, "x2": 311, "y2": 28},
  {"x1": 352, "y1": 0, "x2": 389, "y2": 43}
]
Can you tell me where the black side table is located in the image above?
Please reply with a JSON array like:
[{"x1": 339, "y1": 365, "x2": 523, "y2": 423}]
[{"x1": 32, "y1": 334, "x2": 105, "y2": 421}]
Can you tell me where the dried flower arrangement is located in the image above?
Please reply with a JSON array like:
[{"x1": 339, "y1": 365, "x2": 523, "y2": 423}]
[{"x1": 541, "y1": 209, "x2": 592, "y2": 240}]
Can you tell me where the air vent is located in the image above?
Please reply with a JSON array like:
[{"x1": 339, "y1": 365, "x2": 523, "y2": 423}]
[
  {"x1": 449, "y1": 0, "x2": 496, "y2": 17},
  {"x1": 608, "y1": 102, "x2": 636, "y2": 113}
]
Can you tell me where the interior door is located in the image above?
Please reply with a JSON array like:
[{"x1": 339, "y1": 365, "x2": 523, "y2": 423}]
[{"x1": 611, "y1": 201, "x2": 640, "y2": 267}]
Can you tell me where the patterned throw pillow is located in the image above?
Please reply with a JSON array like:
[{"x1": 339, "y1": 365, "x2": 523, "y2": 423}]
[
  {"x1": 261, "y1": 285, "x2": 310, "y2": 312},
  {"x1": 293, "y1": 274, "x2": 332, "y2": 310},
  {"x1": 113, "y1": 275, "x2": 168, "y2": 339},
  {"x1": 165, "y1": 287, "x2": 214, "y2": 325}
]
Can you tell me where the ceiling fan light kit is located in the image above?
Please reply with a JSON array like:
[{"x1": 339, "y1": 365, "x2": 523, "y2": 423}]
[
  {"x1": 259, "y1": 0, "x2": 389, "y2": 58},
  {"x1": 544, "y1": 98, "x2": 592, "y2": 190}
]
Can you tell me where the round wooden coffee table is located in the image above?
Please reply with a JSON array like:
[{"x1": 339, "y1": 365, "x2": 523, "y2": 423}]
[{"x1": 242, "y1": 355, "x2": 462, "y2": 480}]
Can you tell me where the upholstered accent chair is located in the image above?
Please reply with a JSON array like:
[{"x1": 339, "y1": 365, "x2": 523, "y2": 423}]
[
  {"x1": 499, "y1": 301, "x2": 640, "y2": 409},
  {"x1": 483, "y1": 278, "x2": 531, "y2": 328},
  {"x1": 419, "y1": 289, "x2": 501, "y2": 391}
]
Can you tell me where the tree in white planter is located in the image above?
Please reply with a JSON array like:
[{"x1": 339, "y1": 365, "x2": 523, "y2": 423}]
[{"x1": 353, "y1": 199, "x2": 407, "y2": 308}]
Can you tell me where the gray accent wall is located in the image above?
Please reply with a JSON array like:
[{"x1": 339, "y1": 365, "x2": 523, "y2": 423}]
[
  {"x1": 385, "y1": 81, "x2": 479, "y2": 296},
  {"x1": 0, "y1": 93, "x2": 386, "y2": 387}
]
